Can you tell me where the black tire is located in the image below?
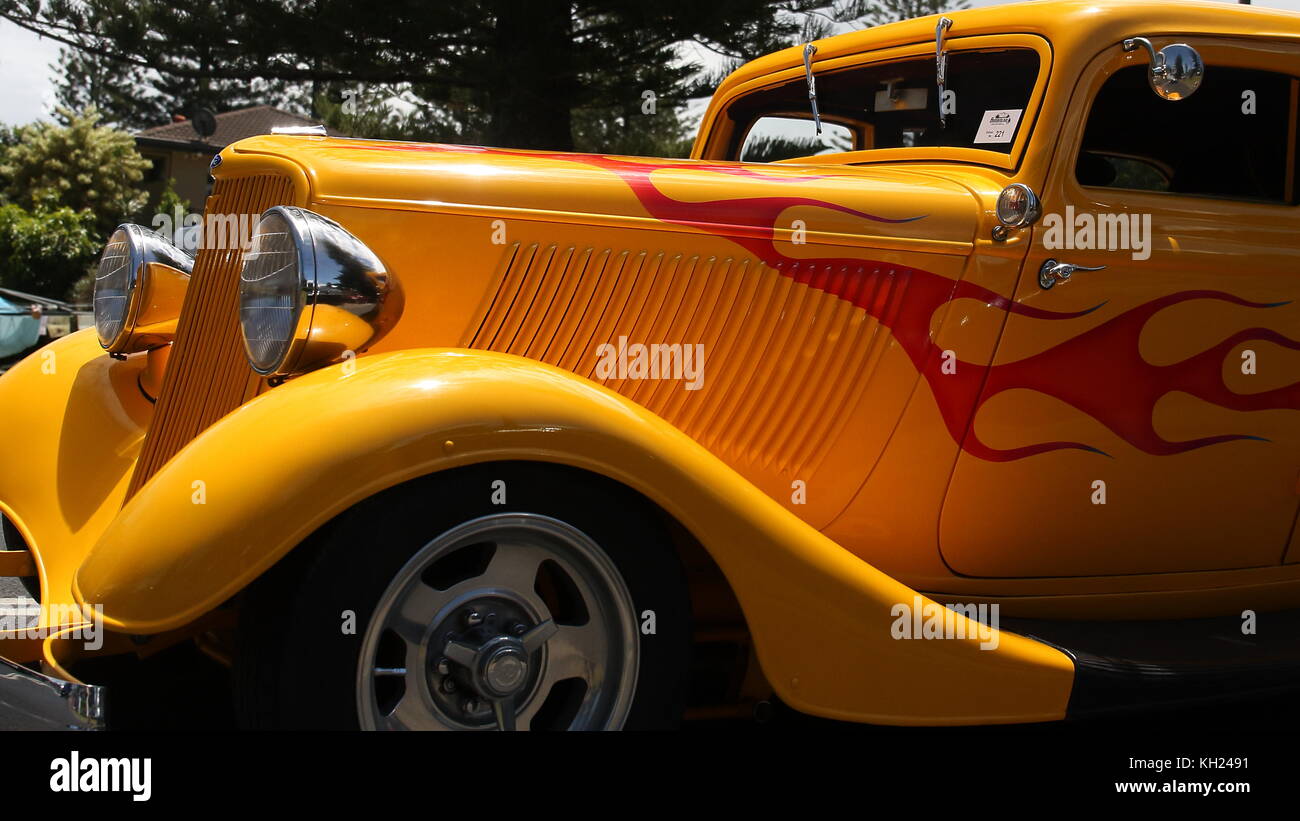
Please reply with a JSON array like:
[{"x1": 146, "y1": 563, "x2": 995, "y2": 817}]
[{"x1": 236, "y1": 461, "x2": 692, "y2": 730}]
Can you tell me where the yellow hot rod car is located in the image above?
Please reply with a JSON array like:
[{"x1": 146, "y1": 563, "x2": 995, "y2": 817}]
[{"x1": 2, "y1": 0, "x2": 1298, "y2": 730}]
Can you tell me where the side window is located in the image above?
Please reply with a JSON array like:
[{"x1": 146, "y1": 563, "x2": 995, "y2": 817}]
[
  {"x1": 1076, "y1": 64, "x2": 1297, "y2": 203},
  {"x1": 740, "y1": 117, "x2": 855, "y2": 162}
]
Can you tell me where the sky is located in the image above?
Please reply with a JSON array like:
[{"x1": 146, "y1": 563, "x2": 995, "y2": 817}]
[
  {"x1": 0, "y1": 18, "x2": 62, "y2": 126},
  {"x1": 2, "y1": 0, "x2": 1300, "y2": 127}
]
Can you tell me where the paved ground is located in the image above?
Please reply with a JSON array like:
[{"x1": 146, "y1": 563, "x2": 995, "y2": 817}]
[
  {"x1": 0, "y1": 576, "x2": 28, "y2": 599},
  {"x1": 0, "y1": 523, "x2": 36, "y2": 600}
]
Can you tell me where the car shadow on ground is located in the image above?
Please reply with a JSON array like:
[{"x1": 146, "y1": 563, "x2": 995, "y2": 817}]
[{"x1": 685, "y1": 690, "x2": 1300, "y2": 733}]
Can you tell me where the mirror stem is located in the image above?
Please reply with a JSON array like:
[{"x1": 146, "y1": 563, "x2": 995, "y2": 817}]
[{"x1": 1122, "y1": 37, "x2": 1165, "y2": 76}]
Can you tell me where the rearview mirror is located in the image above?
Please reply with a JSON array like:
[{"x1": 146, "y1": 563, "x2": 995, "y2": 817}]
[{"x1": 1122, "y1": 37, "x2": 1204, "y2": 101}]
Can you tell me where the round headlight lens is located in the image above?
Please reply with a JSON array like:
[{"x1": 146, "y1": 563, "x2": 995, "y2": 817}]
[
  {"x1": 238, "y1": 206, "x2": 401, "y2": 379},
  {"x1": 239, "y1": 210, "x2": 305, "y2": 374},
  {"x1": 93, "y1": 228, "x2": 135, "y2": 348},
  {"x1": 93, "y1": 224, "x2": 193, "y2": 352},
  {"x1": 995, "y1": 183, "x2": 1042, "y2": 229}
]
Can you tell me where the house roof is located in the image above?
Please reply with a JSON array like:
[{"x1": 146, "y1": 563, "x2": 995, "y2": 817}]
[{"x1": 135, "y1": 105, "x2": 342, "y2": 152}]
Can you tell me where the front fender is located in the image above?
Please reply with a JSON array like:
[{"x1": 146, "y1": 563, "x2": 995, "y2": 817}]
[
  {"x1": 0, "y1": 329, "x2": 152, "y2": 616},
  {"x1": 76, "y1": 348, "x2": 1073, "y2": 724}
]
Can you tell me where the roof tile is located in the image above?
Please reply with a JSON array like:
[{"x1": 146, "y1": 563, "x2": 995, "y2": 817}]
[{"x1": 136, "y1": 105, "x2": 341, "y2": 149}]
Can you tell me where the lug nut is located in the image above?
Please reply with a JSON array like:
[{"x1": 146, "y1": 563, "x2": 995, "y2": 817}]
[
  {"x1": 511, "y1": 623, "x2": 527, "y2": 636},
  {"x1": 442, "y1": 678, "x2": 457, "y2": 694},
  {"x1": 463, "y1": 699, "x2": 479, "y2": 713},
  {"x1": 465, "y1": 610, "x2": 483, "y2": 627},
  {"x1": 435, "y1": 658, "x2": 451, "y2": 676}
]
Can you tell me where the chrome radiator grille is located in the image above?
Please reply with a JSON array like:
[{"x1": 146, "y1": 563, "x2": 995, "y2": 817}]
[{"x1": 126, "y1": 174, "x2": 295, "y2": 498}]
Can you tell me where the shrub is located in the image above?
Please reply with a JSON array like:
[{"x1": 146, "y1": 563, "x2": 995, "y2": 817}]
[
  {"x1": 0, "y1": 107, "x2": 149, "y2": 237},
  {"x1": 0, "y1": 203, "x2": 101, "y2": 300}
]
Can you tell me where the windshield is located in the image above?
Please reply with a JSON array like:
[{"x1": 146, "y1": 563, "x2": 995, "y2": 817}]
[{"x1": 726, "y1": 47, "x2": 1041, "y2": 162}]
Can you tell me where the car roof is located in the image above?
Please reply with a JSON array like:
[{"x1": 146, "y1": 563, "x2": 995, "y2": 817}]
[{"x1": 716, "y1": 0, "x2": 1300, "y2": 100}]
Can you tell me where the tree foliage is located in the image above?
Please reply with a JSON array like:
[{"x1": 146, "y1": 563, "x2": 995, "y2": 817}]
[
  {"x1": 0, "y1": 107, "x2": 151, "y2": 236},
  {"x1": 0, "y1": 203, "x2": 101, "y2": 299},
  {"x1": 53, "y1": 44, "x2": 300, "y2": 131},
  {"x1": 52, "y1": 46, "x2": 167, "y2": 130},
  {"x1": 0, "y1": 1, "x2": 970, "y2": 299},
  {"x1": 854, "y1": 0, "x2": 970, "y2": 27},
  {"x1": 1, "y1": 0, "x2": 941, "y2": 152}
]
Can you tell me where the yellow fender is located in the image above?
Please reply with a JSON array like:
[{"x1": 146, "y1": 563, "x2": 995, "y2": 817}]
[
  {"x1": 76, "y1": 348, "x2": 1074, "y2": 724},
  {"x1": 0, "y1": 330, "x2": 151, "y2": 618}
]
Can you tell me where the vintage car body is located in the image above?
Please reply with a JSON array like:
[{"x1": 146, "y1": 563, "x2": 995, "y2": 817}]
[{"x1": 1, "y1": 0, "x2": 1298, "y2": 729}]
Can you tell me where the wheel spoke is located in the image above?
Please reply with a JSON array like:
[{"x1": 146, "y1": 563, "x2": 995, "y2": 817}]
[
  {"x1": 482, "y1": 541, "x2": 548, "y2": 598},
  {"x1": 521, "y1": 619, "x2": 557, "y2": 653},
  {"x1": 545, "y1": 622, "x2": 603, "y2": 684},
  {"x1": 516, "y1": 624, "x2": 601, "y2": 731},
  {"x1": 381, "y1": 691, "x2": 453, "y2": 731},
  {"x1": 443, "y1": 638, "x2": 478, "y2": 668},
  {"x1": 389, "y1": 582, "x2": 449, "y2": 644},
  {"x1": 492, "y1": 699, "x2": 517, "y2": 731},
  {"x1": 516, "y1": 688, "x2": 546, "y2": 730}
]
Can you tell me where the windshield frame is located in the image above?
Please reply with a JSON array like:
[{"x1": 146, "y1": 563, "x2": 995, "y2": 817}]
[{"x1": 699, "y1": 33, "x2": 1054, "y2": 172}]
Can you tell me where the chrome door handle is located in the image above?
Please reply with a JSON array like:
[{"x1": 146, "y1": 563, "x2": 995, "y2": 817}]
[{"x1": 1038, "y1": 258, "x2": 1106, "y2": 290}]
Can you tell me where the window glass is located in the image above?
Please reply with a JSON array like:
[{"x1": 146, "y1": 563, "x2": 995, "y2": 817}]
[
  {"x1": 740, "y1": 117, "x2": 854, "y2": 162},
  {"x1": 726, "y1": 48, "x2": 1041, "y2": 160},
  {"x1": 1077, "y1": 64, "x2": 1295, "y2": 202}
]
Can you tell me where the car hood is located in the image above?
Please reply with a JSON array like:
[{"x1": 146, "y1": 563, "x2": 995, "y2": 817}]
[{"x1": 229, "y1": 135, "x2": 983, "y2": 252}]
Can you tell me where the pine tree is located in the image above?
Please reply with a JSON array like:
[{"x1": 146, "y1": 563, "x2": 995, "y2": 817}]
[
  {"x1": 53, "y1": 47, "x2": 168, "y2": 130},
  {"x1": 6, "y1": 0, "x2": 969, "y2": 151}
]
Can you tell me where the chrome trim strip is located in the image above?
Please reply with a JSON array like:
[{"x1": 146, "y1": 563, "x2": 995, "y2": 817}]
[{"x1": 0, "y1": 656, "x2": 106, "y2": 730}]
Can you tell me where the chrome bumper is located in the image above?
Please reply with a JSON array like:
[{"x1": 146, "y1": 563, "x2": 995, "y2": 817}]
[{"x1": 0, "y1": 655, "x2": 105, "y2": 730}]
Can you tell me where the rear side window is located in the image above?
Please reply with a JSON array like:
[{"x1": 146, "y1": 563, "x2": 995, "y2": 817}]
[{"x1": 1076, "y1": 64, "x2": 1298, "y2": 203}]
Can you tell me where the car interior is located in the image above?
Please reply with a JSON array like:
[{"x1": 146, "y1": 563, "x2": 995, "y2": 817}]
[{"x1": 1076, "y1": 63, "x2": 1297, "y2": 203}]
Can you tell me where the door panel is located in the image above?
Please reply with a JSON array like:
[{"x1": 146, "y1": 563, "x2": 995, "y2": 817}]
[{"x1": 941, "y1": 38, "x2": 1300, "y2": 578}]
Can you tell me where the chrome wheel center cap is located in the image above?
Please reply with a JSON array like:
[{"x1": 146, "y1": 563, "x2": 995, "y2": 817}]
[
  {"x1": 483, "y1": 647, "x2": 528, "y2": 696},
  {"x1": 474, "y1": 638, "x2": 530, "y2": 699}
]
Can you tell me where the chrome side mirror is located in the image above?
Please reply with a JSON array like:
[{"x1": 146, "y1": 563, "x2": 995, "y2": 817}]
[{"x1": 1122, "y1": 37, "x2": 1204, "y2": 101}]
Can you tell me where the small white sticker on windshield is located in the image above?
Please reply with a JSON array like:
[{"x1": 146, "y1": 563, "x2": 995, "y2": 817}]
[{"x1": 973, "y1": 109, "x2": 1022, "y2": 144}]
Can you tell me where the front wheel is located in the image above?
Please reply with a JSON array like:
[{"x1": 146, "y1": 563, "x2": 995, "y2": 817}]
[{"x1": 236, "y1": 463, "x2": 692, "y2": 730}]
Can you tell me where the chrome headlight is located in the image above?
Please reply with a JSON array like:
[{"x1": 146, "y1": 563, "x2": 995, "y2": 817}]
[
  {"x1": 238, "y1": 206, "x2": 403, "y2": 378},
  {"x1": 94, "y1": 224, "x2": 193, "y2": 353}
]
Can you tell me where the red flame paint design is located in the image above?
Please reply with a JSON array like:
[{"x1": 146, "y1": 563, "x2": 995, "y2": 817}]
[{"x1": 338, "y1": 142, "x2": 1299, "y2": 461}]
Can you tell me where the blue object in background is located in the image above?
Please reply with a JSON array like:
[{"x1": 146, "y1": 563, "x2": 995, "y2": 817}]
[{"x1": 0, "y1": 295, "x2": 40, "y2": 358}]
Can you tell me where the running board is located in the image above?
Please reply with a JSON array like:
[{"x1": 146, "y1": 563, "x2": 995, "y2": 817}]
[{"x1": 999, "y1": 609, "x2": 1300, "y2": 718}]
